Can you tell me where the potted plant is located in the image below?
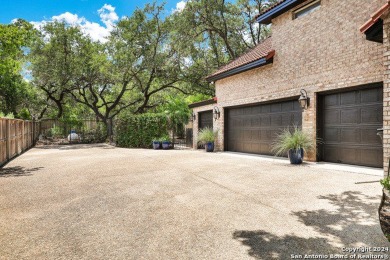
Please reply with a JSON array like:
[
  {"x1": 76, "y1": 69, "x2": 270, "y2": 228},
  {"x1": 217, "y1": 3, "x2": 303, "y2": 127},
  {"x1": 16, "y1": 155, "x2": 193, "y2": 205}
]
[
  {"x1": 161, "y1": 135, "x2": 171, "y2": 150},
  {"x1": 198, "y1": 127, "x2": 217, "y2": 152},
  {"x1": 152, "y1": 137, "x2": 161, "y2": 150},
  {"x1": 379, "y1": 162, "x2": 390, "y2": 242},
  {"x1": 271, "y1": 126, "x2": 314, "y2": 164}
]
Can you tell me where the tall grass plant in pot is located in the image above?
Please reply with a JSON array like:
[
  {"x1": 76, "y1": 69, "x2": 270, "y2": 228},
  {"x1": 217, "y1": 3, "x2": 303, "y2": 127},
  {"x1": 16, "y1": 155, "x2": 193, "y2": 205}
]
[
  {"x1": 271, "y1": 126, "x2": 315, "y2": 164},
  {"x1": 198, "y1": 127, "x2": 217, "y2": 152}
]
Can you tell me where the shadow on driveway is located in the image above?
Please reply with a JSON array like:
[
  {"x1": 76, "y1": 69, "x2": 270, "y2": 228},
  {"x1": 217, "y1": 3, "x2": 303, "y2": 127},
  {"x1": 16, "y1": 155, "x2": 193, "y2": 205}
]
[
  {"x1": 233, "y1": 191, "x2": 385, "y2": 259},
  {"x1": 34, "y1": 143, "x2": 114, "y2": 150},
  {"x1": 0, "y1": 166, "x2": 44, "y2": 177}
]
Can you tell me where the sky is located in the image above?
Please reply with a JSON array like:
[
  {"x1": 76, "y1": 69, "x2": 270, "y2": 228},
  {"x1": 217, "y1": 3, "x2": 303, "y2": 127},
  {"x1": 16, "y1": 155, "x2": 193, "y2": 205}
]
[{"x1": 1, "y1": 0, "x2": 187, "y2": 42}]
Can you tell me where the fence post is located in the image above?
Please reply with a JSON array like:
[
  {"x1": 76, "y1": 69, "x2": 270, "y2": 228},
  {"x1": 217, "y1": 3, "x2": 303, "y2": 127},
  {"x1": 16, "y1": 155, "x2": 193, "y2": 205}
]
[
  {"x1": 32, "y1": 117, "x2": 36, "y2": 144},
  {"x1": 6, "y1": 119, "x2": 10, "y2": 161}
]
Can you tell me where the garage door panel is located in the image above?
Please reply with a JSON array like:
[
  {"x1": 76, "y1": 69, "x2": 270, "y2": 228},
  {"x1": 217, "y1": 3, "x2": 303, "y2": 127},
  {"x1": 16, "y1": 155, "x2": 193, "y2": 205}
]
[
  {"x1": 340, "y1": 91, "x2": 356, "y2": 105},
  {"x1": 324, "y1": 94, "x2": 339, "y2": 107},
  {"x1": 324, "y1": 110, "x2": 340, "y2": 125},
  {"x1": 271, "y1": 103, "x2": 281, "y2": 112},
  {"x1": 252, "y1": 118, "x2": 260, "y2": 127},
  {"x1": 340, "y1": 128, "x2": 359, "y2": 143},
  {"x1": 361, "y1": 129, "x2": 382, "y2": 145},
  {"x1": 271, "y1": 115, "x2": 282, "y2": 126},
  {"x1": 226, "y1": 99, "x2": 302, "y2": 156},
  {"x1": 282, "y1": 102, "x2": 293, "y2": 111},
  {"x1": 340, "y1": 109, "x2": 358, "y2": 124},
  {"x1": 321, "y1": 86, "x2": 383, "y2": 168},
  {"x1": 361, "y1": 88, "x2": 382, "y2": 103},
  {"x1": 361, "y1": 107, "x2": 381, "y2": 124},
  {"x1": 324, "y1": 128, "x2": 339, "y2": 142},
  {"x1": 260, "y1": 116, "x2": 271, "y2": 126}
]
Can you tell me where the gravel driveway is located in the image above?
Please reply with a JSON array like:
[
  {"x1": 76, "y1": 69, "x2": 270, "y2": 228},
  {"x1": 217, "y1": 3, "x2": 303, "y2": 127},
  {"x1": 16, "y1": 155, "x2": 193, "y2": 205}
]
[{"x1": 0, "y1": 144, "x2": 388, "y2": 259}]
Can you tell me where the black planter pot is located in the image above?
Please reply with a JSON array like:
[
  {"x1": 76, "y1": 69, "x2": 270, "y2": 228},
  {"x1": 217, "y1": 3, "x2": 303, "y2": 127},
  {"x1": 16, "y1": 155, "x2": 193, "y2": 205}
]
[
  {"x1": 205, "y1": 142, "x2": 214, "y2": 152},
  {"x1": 288, "y1": 148, "x2": 304, "y2": 164},
  {"x1": 152, "y1": 141, "x2": 161, "y2": 150},
  {"x1": 162, "y1": 141, "x2": 170, "y2": 150}
]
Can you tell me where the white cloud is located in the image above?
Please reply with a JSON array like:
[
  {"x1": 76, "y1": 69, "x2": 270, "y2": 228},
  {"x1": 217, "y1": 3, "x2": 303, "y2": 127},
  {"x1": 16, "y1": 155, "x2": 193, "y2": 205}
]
[
  {"x1": 52, "y1": 12, "x2": 82, "y2": 25},
  {"x1": 173, "y1": 1, "x2": 186, "y2": 13},
  {"x1": 98, "y1": 4, "x2": 119, "y2": 31},
  {"x1": 31, "y1": 4, "x2": 119, "y2": 43}
]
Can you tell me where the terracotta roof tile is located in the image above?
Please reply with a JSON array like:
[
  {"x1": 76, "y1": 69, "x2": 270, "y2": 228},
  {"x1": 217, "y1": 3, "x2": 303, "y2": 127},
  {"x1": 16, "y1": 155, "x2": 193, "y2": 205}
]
[
  {"x1": 360, "y1": 1, "x2": 390, "y2": 33},
  {"x1": 206, "y1": 37, "x2": 274, "y2": 80}
]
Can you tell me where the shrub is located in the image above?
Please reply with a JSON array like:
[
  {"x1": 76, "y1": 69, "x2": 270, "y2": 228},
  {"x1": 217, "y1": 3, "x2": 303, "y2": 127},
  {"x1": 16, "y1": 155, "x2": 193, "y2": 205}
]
[
  {"x1": 0, "y1": 112, "x2": 15, "y2": 119},
  {"x1": 116, "y1": 113, "x2": 169, "y2": 148},
  {"x1": 271, "y1": 126, "x2": 315, "y2": 156},
  {"x1": 381, "y1": 177, "x2": 390, "y2": 191},
  {"x1": 198, "y1": 127, "x2": 216, "y2": 144},
  {"x1": 47, "y1": 126, "x2": 63, "y2": 138}
]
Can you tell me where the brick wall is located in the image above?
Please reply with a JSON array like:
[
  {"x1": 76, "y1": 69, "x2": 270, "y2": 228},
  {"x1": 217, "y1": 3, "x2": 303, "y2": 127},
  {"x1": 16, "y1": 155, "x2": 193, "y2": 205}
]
[
  {"x1": 383, "y1": 15, "x2": 390, "y2": 175},
  {"x1": 213, "y1": 0, "x2": 386, "y2": 161}
]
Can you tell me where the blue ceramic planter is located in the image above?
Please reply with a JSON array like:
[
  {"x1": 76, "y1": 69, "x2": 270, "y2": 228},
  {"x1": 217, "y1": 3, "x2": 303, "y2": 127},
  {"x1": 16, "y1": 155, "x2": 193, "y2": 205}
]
[
  {"x1": 162, "y1": 141, "x2": 170, "y2": 150},
  {"x1": 205, "y1": 142, "x2": 214, "y2": 152},
  {"x1": 288, "y1": 148, "x2": 304, "y2": 164},
  {"x1": 152, "y1": 141, "x2": 161, "y2": 150}
]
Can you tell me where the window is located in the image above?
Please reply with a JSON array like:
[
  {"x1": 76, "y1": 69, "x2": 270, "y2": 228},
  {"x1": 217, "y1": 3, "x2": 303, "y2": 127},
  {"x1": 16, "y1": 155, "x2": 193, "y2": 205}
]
[{"x1": 293, "y1": 0, "x2": 321, "y2": 19}]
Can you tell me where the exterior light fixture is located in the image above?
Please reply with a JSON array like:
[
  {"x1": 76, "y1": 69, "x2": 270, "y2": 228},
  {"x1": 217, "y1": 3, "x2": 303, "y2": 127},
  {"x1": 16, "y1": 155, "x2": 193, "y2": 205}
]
[
  {"x1": 192, "y1": 112, "x2": 196, "y2": 121},
  {"x1": 298, "y1": 89, "x2": 309, "y2": 110},
  {"x1": 213, "y1": 106, "x2": 220, "y2": 120}
]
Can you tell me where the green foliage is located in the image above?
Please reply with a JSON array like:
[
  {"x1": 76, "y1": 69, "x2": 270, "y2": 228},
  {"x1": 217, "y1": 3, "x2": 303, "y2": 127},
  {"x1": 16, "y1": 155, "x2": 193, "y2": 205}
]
[
  {"x1": 17, "y1": 108, "x2": 31, "y2": 120},
  {"x1": 47, "y1": 126, "x2": 63, "y2": 138},
  {"x1": 0, "y1": 112, "x2": 15, "y2": 119},
  {"x1": 198, "y1": 127, "x2": 217, "y2": 143},
  {"x1": 160, "y1": 96, "x2": 190, "y2": 140},
  {"x1": 0, "y1": 19, "x2": 37, "y2": 115},
  {"x1": 271, "y1": 126, "x2": 315, "y2": 156},
  {"x1": 116, "y1": 113, "x2": 169, "y2": 148},
  {"x1": 381, "y1": 177, "x2": 390, "y2": 191},
  {"x1": 81, "y1": 123, "x2": 107, "y2": 143},
  {"x1": 185, "y1": 94, "x2": 213, "y2": 104},
  {"x1": 159, "y1": 134, "x2": 171, "y2": 142}
]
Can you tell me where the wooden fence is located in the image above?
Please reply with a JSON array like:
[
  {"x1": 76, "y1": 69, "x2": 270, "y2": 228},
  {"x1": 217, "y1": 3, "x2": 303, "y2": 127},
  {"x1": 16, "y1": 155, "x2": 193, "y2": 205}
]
[{"x1": 0, "y1": 118, "x2": 40, "y2": 167}]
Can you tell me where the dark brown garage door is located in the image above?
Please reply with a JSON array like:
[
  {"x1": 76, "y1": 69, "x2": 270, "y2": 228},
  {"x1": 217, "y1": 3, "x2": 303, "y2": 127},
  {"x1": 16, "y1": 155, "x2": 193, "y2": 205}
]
[
  {"x1": 226, "y1": 100, "x2": 302, "y2": 155},
  {"x1": 198, "y1": 110, "x2": 213, "y2": 130},
  {"x1": 320, "y1": 86, "x2": 383, "y2": 168}
]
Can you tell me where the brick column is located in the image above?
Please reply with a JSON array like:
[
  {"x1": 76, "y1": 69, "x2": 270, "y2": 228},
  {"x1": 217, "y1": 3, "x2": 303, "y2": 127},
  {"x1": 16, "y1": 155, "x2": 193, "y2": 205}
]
[
  {"x1": 302, "y1": 91, "x2": 317, "y2": 162},
  {"x1": 214, "y1": 106, "x2": 224, "y2": 151},
  {"x1": 383, "y1": 15, "x2": 390, "y2": 176}
]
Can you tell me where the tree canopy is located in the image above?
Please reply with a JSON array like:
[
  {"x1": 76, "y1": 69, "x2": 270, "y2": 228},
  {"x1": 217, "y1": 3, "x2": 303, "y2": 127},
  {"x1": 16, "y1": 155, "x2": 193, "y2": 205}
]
[{"x1": 1, "y1": 0, "x2": 277, "y2": 139}]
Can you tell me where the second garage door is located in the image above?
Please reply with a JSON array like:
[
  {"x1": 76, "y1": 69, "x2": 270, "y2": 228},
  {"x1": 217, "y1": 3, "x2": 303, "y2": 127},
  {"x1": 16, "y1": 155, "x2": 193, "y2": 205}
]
[
  {"x1": 226, "y1": 100, "x2": 302, "y2": 155},
  {"x1": 320, "y1": 86, "x2": 383, "y2": 168}
]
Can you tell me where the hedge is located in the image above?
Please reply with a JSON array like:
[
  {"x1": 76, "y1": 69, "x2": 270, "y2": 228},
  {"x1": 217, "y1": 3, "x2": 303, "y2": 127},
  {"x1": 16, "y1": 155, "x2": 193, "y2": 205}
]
[{"x1": 115, "y1": 113, "x2": 169, "y2": 148}]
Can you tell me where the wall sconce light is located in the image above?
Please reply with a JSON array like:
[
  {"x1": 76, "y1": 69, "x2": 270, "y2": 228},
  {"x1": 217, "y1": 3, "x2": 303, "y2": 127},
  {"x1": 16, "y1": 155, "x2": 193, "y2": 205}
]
[
  {"x1": 213, "y1": 106, "x2": 220, "y2": 120},
  {"x1": 298, "y1": 89, "x2": 309, "y2": 110},
  {"x1": 192, "y1": 112, "x2": 196, "y2": 121}
]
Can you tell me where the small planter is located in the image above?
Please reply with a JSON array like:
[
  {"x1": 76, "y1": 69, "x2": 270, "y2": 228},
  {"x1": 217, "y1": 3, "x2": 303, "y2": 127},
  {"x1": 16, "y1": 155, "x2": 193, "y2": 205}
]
[
  {"x1": 288, "y1": 148, "x2": 304, "y2": 164},
  {"x1": 152, "y1": 141, "x2": 161, "y2": 150},
  {"x1": 205, "y1": 142, "x2": 214, "y2": 152},
  {"x1": 162, "y1": 141, "x2": 170, "y2": 150}
]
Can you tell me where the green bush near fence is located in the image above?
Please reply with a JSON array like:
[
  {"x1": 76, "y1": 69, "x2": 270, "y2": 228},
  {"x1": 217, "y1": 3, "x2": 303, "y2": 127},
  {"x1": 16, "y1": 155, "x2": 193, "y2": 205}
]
[{"x1": 116, "y1": 113, "x2": 169, "y2": 148}]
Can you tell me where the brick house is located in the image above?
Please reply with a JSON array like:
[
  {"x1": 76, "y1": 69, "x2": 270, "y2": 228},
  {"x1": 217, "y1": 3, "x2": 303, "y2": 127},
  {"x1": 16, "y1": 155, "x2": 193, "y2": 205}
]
[{"x1": 191, "y1": 0, "x2": 390, "y2": 172}]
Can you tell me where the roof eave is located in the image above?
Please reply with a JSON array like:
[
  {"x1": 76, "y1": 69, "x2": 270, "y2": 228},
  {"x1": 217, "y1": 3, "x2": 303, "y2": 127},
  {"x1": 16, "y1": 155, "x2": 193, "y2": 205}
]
[
  {"x1": 360, "y1": 2, "x2": 390, "y2": 33},
  {"x1": 206, "y1": 50, "x2": 275, "y2": 83},
  {"x1": 188, "y1": 97, "x2": 217, "y2": 109},
  {"x1": 256, "y1": 0, "x2": 304, "y2": 24}
]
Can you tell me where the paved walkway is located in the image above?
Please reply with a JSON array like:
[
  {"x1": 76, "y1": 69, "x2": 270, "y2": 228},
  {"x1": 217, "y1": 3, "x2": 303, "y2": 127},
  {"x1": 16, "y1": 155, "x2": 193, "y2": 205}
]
[{"x1": 0, "y1": 144, "x2": 388, "y2": 259}]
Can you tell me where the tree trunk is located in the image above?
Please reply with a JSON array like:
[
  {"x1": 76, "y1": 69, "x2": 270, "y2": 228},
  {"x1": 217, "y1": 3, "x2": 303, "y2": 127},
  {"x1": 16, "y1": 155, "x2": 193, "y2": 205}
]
[{"x1": 106, "y1": 118, "x2": 114, "y2": 144}]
